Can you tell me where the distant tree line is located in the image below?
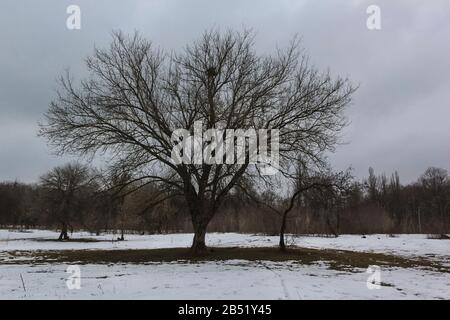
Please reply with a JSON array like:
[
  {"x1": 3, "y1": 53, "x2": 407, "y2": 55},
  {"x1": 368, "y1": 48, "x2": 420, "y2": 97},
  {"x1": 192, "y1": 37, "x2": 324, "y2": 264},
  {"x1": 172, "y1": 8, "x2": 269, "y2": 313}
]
[{"x1": 0, "y1": 164, "x2": 448, "y2": 237}]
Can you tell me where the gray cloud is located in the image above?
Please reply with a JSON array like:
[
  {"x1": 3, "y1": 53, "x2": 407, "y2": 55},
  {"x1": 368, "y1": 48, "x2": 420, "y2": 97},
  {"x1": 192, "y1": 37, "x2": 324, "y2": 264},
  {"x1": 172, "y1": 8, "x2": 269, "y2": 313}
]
[{"x1": 0, "y1": 0, "x2": 449, "y2": 183}]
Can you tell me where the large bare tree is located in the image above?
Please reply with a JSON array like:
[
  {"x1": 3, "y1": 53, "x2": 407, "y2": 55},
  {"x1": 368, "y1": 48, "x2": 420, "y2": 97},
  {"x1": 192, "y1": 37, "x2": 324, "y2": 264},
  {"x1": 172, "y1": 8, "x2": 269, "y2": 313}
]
[{"x1": 40, "y1": 29, "x2": 355, "y2": 253}]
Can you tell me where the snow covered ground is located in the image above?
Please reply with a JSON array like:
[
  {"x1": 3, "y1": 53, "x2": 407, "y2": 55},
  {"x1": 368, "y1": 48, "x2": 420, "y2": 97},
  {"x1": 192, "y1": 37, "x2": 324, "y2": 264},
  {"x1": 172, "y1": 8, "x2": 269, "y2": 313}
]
[
  {"x1": 1, "y1": 229, "x2": 448, "y2": 263},
  {"x1": 0, "y1": 229, "x2": 449, "y2": 299},
  {"x1": 1, "y1": 260, "x2": 449, "y2": 299}
]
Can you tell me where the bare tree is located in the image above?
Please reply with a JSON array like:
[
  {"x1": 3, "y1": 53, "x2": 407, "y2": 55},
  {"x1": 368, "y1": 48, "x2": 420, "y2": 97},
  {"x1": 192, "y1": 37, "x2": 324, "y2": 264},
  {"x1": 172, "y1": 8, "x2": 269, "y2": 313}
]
[
  {"x1": 99, "y1": 169, "x2": 133, "y2": 240},
  {"x1": 365, "y1": 167, "x2": 379, "y2": 204},
  {"x1": 299, "y1": 168, "x2": 353, "y2": 238},
  {"x1": 419, "y1": 167, "x2": 450, "y2": 235},
  {"x1": 239, "y1": 164, "x2": 352, "y2": 251},
  {"x1": 40, "y1": 163, "x2": 97, "y2": 240},
  {"x1": 39, "y1": 29, "x2": 355, "y2": 253}
]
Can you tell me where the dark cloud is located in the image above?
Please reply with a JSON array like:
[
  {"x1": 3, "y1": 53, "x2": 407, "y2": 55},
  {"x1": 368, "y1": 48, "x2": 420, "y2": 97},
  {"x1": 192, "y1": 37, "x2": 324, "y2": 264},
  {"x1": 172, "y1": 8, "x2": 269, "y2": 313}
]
[{"x1": 1, "y1": 0, "x2": 449, "y2": 183}]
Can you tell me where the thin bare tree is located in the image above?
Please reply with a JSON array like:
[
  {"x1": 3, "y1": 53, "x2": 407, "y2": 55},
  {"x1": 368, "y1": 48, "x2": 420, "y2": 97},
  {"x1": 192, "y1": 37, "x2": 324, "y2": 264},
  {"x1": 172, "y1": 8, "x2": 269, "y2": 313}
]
[
  {"x1": 40, "y1": 163, "x2": 97, "y2": 240},
  {"x1": 239, "y1": 163, "x2": 352, "y2": 251},
  {"x1": 419, "y1": 167, "x2": 450, "y2": 235}
]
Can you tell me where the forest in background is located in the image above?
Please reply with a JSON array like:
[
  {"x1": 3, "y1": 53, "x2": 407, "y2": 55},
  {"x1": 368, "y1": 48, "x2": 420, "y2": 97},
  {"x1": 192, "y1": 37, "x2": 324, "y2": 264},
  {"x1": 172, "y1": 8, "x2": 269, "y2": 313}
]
[{"x1": 1, "y1": 165, "x2": 449, "y2": 237}]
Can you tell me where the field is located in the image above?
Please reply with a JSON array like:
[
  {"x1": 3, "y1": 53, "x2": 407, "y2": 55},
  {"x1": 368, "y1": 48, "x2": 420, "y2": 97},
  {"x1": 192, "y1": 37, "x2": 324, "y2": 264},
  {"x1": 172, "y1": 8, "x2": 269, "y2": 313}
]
[{"x1": 0, "y1": 230, "x2": 449, "y2": 299}]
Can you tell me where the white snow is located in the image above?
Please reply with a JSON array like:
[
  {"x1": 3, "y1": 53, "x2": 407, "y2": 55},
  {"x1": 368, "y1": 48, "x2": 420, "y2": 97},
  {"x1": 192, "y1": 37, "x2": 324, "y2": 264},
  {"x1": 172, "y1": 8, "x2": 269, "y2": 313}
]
[
  {"x1": 1, "y1": 261, "x2": 449, "y2": 300},
  {"x1": 1, "y1": 230, "x2": 448, "y2": 262},
  {"x1": 0, "y1": 229, "x2": 449, "y2": 299}
]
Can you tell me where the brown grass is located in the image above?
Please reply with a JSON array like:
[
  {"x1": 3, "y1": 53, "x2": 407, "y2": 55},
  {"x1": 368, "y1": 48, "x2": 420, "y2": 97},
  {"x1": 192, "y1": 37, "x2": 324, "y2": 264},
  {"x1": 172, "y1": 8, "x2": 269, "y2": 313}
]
[{"x1": 3, "y1": 246, "x2": 448, "y2": 273}]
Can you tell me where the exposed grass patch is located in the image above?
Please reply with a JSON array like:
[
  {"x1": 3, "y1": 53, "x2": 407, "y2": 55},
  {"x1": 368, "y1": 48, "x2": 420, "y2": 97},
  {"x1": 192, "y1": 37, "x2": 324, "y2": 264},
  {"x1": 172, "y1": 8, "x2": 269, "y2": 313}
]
[
  {"x1": 2, "y1": 247, "x2": 448, "y2": 273},
  {"x1": 426, "y1": 234, "x2": 450, "y2": 240},
  {"x1": 32, "y1": 238, "x2": 111, "y2": 243}
]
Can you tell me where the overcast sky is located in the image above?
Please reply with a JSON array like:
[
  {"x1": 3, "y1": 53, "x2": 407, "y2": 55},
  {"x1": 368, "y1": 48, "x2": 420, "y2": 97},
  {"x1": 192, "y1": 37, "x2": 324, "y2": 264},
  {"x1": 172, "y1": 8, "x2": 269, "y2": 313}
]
[{"x1": 0, "y1": 0, "x2": 449, "y2": 184}]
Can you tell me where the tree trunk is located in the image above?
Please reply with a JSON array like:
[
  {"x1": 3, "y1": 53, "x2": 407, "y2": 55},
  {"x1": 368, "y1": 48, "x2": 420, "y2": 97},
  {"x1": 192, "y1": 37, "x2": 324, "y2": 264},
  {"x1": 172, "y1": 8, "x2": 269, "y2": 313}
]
[
  {"x1": 191, "y1": 214, "x2": 212, "y2": 254},
  {"x1": 58, "y1": 222, "x2": 70, "y2": 241},
  {"x1": 279, "y1": 211, "x2": 288, "y2": 251}
]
